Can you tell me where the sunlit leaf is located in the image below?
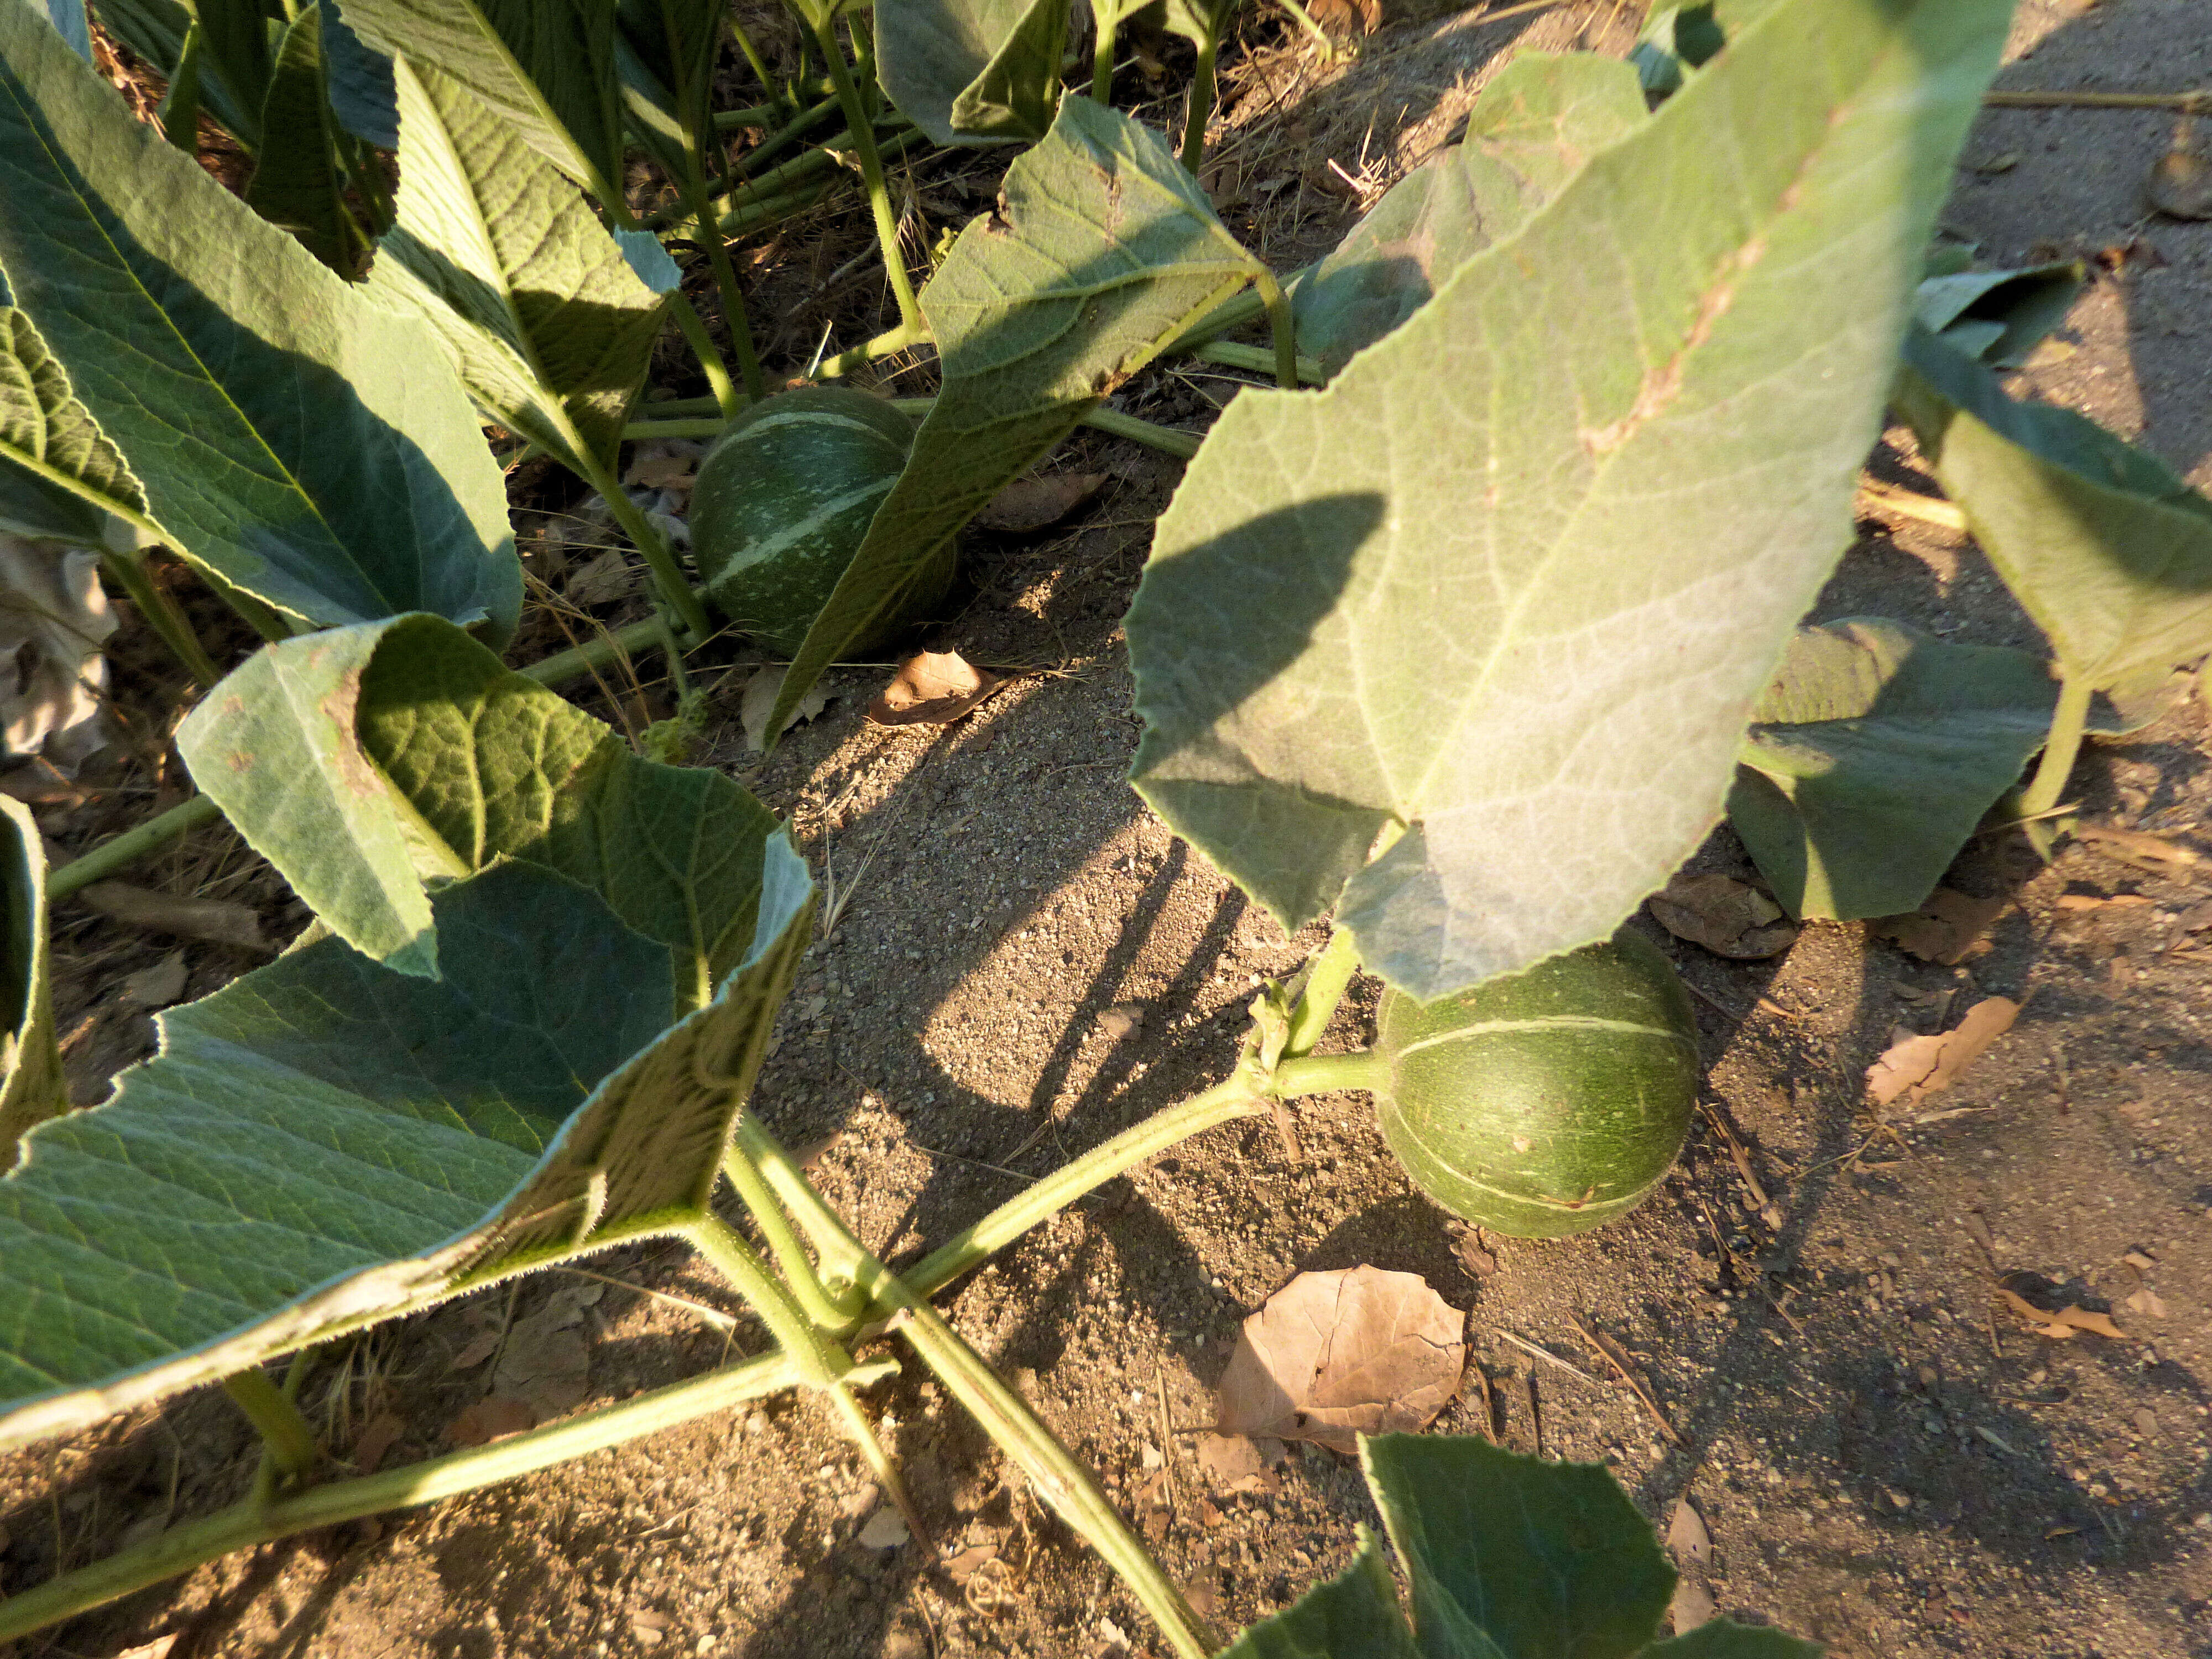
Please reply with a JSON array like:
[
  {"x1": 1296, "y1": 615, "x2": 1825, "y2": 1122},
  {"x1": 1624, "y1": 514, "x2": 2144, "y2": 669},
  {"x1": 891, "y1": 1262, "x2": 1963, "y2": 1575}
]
[
  {"x1": 0, "y1": 8, "x2": 520, "y2": 632},
  {"x1": 0, "y1": 304, "x2": 139, "y2": 546},
  {"x1": 178, "y1": 615, "x2": 779, "y2": 1003},
  {"x1": 1893, "y1": 324, "x2": 2212, "y2": 690},
  {"x1": 1128, "y1": 0, "x2": 2011, "y2": 1001},
  {"x1": 368, "y1": 55, "x2": 671, "y2": 475},
  {"x1": 0, "y1": 843, "x2": 811, "y2": 1454},
  {"x1": 766, "y1": 95, "x2": 1256, "y2": 738}
]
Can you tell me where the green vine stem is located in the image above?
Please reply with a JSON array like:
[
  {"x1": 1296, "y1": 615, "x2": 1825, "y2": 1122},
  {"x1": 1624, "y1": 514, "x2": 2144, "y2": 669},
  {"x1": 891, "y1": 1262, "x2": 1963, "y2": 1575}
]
[
  {"x1": 624, "y1": 401, "x2": 1202, "y2": 461},
  {"x1": 798, "y1": 7, "x2": 924, "y2": 334},
  {"x1": 0, "y1": 1349, "x2": 868, "y2": 1641},
  {"x1": 220, "y1": 1365, "x2": 318, "y2": 1494},
  {"x1": 1191, "y1": 337, "x2": 1325, "y2": 385},
  {"x1": 1093, "y1": 0, "x2": 1121, "y2": 100},
  {"x1": 1283, "y1": 924, "x2": 1360, "y2": 1057},
  {"x1": 1079, "y1": 406, "x2": 1201, "y2": 458},
  {"x1": 810, "y1": 313, "x2": 930, "y2": 382},
  {"x1": 99, "y1": 549, "x2": 222, "y2": 687},
  {"x1": 1180, "y1": 25, "x2": 1220, "y2": 173},
  {"x1": 667, "y1": 290, "x2": 744, "y2": 420},
  {"x1": 1250, "y1": 265, "x2": 1299, "y2": 389},
  {"x1": 580, "y1": 457, "x2": 713, "y2": 639},
  {"x1": 719, "y1": 1137, "x2": 867, "y2": 1328},
  {"x1": 2018, "y1": 671, "x2": 2093, "y2": 825}
]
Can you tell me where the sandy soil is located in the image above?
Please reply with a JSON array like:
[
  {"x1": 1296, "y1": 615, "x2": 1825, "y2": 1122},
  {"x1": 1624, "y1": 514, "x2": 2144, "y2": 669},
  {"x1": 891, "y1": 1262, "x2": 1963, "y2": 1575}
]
[{"x1": 5, "y1": 2, "x2": 2211, "y2": 1657}]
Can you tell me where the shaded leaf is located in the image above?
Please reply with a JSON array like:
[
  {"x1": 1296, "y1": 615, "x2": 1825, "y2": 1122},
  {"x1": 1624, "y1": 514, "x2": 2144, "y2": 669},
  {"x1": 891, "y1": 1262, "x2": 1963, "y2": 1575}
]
[
  {"x1": 867, "y1": 649, "x2": 1001, "y2": 726},
  {"x1": 768, "y1": 96, "x2": 1256, "y2": 740},
  {"x1": 1912, "y1": 260, "x2": 2082, "y2": 368},
  {"x1": 0, "y1": 841, "x2": 812, "y2": 1453},
  {"x1": 367, "y1": 54, "x2": 670, "y2": 476},
  {"x1": 1129, "y1": 0, "x2": 2010, "y2": 1001},
  {"x1": 1219, "y1": 1531, "x2": 1422, "y2": 1659},
  {"x1": 0, "y1": 305, "x2": 143, "y2": 547},
  {"x1": 1728, "y1": 619, "x2": 2079, "y2": 921},
  {"x1": 178, "y1": 615, "x2": 779, "y2": 1004},
  {"x1": 320, "y1": 0, "x2": 397, "y2": 148},
  {"x1": 0, "y1": 9, "x2": 520, "y2": 633},
  {"x1": 1865, "y1": 995, "x2": 2017, "y2": 1108},
  {"x1": 244, "y1": 4, "x2": 353, "y2": 273},
  {"x1": 1214, "y1": 1266, "x2": 1463, "y2": 1454},
  {"x1": 1646, "y1": 873, "x2": 1793, "y2": 959},
  {"x1": 1630, "y1": 4, "x2": 1723, "y2": 98},
  {"x1": 336, "y1": 0, "x2": 625, "y2": 197},
  {"x1": 877, "y1": 0, "x2": 1066, "y2": 145},
  {"x1": 1894, "y1": 325, "x2": 2212, "y2": 690},
  {"x1": 1364, "y1": 1434, "x2": 1674, "y2": 1659},
  {"x1": 37, "y1": 0, "x2": 90, "y2": 60},
  {"x1": 1291, "y1": 53, "x2": 1644, "y2": 374},
  {"x1": 0, "y1": 797, "x2": 65, "y2": 1172},
  {"x1": 195, "y1": 0, "x2": 274, "y2": 147}
]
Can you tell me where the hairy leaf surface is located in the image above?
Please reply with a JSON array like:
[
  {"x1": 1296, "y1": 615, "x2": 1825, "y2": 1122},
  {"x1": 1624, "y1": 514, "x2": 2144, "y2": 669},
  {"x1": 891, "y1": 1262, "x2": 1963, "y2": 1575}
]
[
  {"x1": 0, "y1": 304, "x2": 139, "y2": 545},
  {"x1": 877, "y1": 0, "x2": 1064, "y2": 145},
  {"x1": 0, "y1": 844, "x2": 811, "y2": 1453},
  {"x1": 1728, "y1": 619, "x2": 2077, "y2": 920},
  {"x1": 1292, "y1": 52, "x2": 1644, "y2": 374},
  {"x1": 1128, "y1": 0, "x2": 2011, "y2": 1000},
  {"x1": 0, "y1": 8, "x2": 519, "y2": 632},
  {"x1": 179, "y1": 615, "x2": 778, "y2": 1000},
  {"x1": 768, "y1": 95, "x2": 1255, "y2": 738},
  {"x1": 0, "y1": 798, "x2": 65, "y2": 1172},
  {"x1": 1894, "y1": 325, "x2": 2212, "y2": 690},
  {"x1": 369, "y1": 55, "x2": 670, "y2": 475}
]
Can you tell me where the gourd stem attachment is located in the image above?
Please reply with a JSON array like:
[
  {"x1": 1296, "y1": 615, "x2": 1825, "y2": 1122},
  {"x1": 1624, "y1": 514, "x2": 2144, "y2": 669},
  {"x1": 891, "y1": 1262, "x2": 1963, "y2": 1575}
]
[
  {"x1": 2018, "y1": 670, "x2": 2093, "y2": 831},
  {"x1": 811, "y1": 315, "x2": 931, "y2": 383},
  {"x1": 99, "y1": 549, "x2": 221, "y2": 687},
  {"x1": 804, "y1": 9, "x2": 924, "y2": 334},
  {"x1": 0, "y1": 1350, "x2": 851, "y2": 1641},
  {"x1": 668, "y1": 290, "x2": 744, "y2": 421},
  {"x1": 1283, "y1": 923, "x2": 1361, "y2": 1057},
  {"x1": 220, "y1": 1364, "x2": 317, "y2": 1495},
  {"x1": 1250, "y1": 265, "x2": 1300, "y2": 389},
  {"x1": 1275, "y1": 1050, "x2": 1388, "y2": 1097}
]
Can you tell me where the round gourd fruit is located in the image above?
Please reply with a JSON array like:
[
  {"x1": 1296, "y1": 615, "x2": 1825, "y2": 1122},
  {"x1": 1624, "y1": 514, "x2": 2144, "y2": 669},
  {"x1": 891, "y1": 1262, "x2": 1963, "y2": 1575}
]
[
  {"x1": 1373, "y1": 931, "x2": 1698, "y2": 1239},
  {"x1": 688, "y1": 387, "x2": 918, "y2": 654}
]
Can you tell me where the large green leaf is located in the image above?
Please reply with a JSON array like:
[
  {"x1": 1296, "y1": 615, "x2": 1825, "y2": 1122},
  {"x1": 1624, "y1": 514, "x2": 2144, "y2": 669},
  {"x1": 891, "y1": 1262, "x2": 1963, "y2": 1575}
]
[
  {"x1": 335, "y1": 0, "x2": 625, "y2": 200},
  {"x1": 766, "y1": 94, "x2": 1258, "y2": 739},
  {"x1": 1727, "y1": 619, "x2": 2077, "y2": 920},
  {"x1": 0, "y1": 797, "x2": 65, "y2": 1174},
  {"x1": 0, "y1": 302, "x2": 138, "y2": 545},
  {"x1": 1291, "y1": 53, "x2": 1645, "y2": 375},
  {"x1": 0, "y1": 7, "x2": 520, "y2": 633},
  {"x1": 1219, "y1": 1531, "x2": 1426, "y2": 1659},
  {"x1": 320, "y1": 0, "x2": 397, "y2": 147},
  {"x1": 177, "y1": 615, "x2": 779, "y2": 1000},
  {"x1": 368, "y1": 55, "x2": 670, "y2": 477},
  {"x1": 244, "y1": 4, "x2": 353, "y2": 274},
  {"x1": 1893, "y1": 325, "x2": 2212, "y2": 691},
  {"x1": 876, "y1": 0, "x2": 1066, "y2": 145},
  {"x1": 1126, "y1": 0, "x2": 2011, "y2": 1002},
  {"x1": 0, "y1": 844, "x2": 812, "y2": 1453},
  {"x1": 1365, "y1": 1436, "x2": 1672, "y2": 1659}
]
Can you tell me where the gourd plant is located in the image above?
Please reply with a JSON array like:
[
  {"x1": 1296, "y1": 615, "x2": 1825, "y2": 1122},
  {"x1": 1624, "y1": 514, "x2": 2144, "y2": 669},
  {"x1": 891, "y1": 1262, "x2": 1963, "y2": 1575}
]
[{"x1": 8, "y1": 0, "x2": 2212, "y2": 1649}]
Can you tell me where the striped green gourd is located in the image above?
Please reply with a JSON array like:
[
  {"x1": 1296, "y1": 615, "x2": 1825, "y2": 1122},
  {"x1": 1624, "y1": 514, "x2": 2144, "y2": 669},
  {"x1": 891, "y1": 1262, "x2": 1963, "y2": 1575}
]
[
  {"x1": 1373, "y1": 931, "x2": 1699, "y2": 1239},
  {"x1": 689, "y1": 388, "x2": 917, "y2": 654}
]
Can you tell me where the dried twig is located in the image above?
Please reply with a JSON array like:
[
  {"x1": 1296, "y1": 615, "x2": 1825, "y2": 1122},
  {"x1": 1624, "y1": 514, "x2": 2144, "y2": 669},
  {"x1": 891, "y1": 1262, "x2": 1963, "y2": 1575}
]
[
  {"x1": 1488, "y1": 1327, "x2": 1601, "y2": 1387},
  {"x1": 1571, "y1": 1316, "x2": 1680, "y2": 1444}
]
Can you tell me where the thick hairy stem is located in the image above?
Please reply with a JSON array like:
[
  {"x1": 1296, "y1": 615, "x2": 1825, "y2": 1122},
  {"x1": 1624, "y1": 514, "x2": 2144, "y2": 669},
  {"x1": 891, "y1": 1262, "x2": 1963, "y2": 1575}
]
[
  {"x1": 221, "y1": 1365, "x2": 318, "y2": 1495},
  {"x1": 45, "y1": 793, "x2": 222, "y2": 900},
  {"x1": 100, "y1": 548, "x2": 221, "y2": 686},
  {"x1": 1250, "y1": 265, "x2": 1299, "y2": 389},
  {"x1": 1276, "y1": 1049, "x2": 1388, "y2": 1096},
  {"x1": 580, "y1": 457, "x2": 713, "y2": 639},
  {"x1": 668, "y1": 290, "x2": 743, "y2": 420},
  {"x1": 1092, "y1": 0, "x2": 1120, "y2": 100},
  {"x1": 810, "y1": 315, "x2": 931, "y2": 381},
  {"x1": 720, "y1": 1139, "x2": 867, "y2": 1328},
  {"x1": 1284, "y1": 925, "x2": 1360, "y2": 1056},
  {"x1": 806, "y1": 11, "x2": 924, "y2": 332},
  {"x1": 1190, "y1": 337, "x2": 1325, "y2": 385},
  {"x1": 2019, "y1": 671, "x2": 2093, "y2": 825},
  {"x1": 0, "y1": 1350, "x2": 848, "y2": 1641}
]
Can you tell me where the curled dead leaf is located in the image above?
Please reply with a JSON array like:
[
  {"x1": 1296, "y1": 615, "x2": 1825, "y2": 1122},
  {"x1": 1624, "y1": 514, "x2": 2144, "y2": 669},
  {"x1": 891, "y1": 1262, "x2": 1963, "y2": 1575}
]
[
  {"x1": 1993, "y1": 1283, "x2": 2127, "y2": 1340},
  {"x1": 740, "y1": 665, "x2": 829, "y2": 753},
  {"x1": 445, "y1": 1395, "x2": 537, "y2": 1446},
  {"x1": 1874, "y1": 886, "x2": 2005, "y2": 965},
  {"x1": 1865, "y1": 996, "x2": 2018, "y2": 1108},
  {"x1": 1194, "y1": 1431, "x2": 1282, "y2": 1494},
  {"x1": 350, "y1": 1410, "x2": 405, "y2": 1475},
  {"x1": 867, "y1": 651, "x2": 1002, "y2": 728},
  {"x1": 1213, "y1": 1265, "x2": 1465, "y2": 1453},
  {"x1": 1648, "y1": 872, "x2": 1796, "y2": 958},
  {"x1": 76, "y1": 881, "x2": 272, "y2": 953},
  {"x1": 973, "y1": 471, "x2": 1108, "y2": 533}
]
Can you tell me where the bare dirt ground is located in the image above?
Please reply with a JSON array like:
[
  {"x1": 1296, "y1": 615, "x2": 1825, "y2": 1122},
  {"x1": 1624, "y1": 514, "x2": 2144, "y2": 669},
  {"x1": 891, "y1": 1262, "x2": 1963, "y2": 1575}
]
[{"x1": 6, "y1": 2, "x2": 2212, "y2": 1657}]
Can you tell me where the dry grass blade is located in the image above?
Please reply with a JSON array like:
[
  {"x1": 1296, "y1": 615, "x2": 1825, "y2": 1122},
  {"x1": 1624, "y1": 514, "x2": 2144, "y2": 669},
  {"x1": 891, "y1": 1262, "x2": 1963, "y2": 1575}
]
[{"x1": 1570, "y1": 1314, "x2": 1679, "y2": 1443}]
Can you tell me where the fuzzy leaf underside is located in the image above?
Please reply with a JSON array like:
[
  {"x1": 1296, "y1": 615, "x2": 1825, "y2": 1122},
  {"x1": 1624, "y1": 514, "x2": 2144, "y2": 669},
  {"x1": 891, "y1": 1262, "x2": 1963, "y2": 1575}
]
[
  {"x1": 0, "y1": 302, "x2": 139, "y2": 544},
  {"x1": 1128, "y1": 0, "x2": 2012, "y2": 1001},
  {"x1": 0, "y1": 844, "x2": 811, "y2": 1454},
  {"x1": 1291, "y1": 53, "x2": 1646, "y2": 374},
  {"x1": 178, "y1": 615, "x2": 778, "y2": 1001},
  {"x1": 1729, "y1": 619, "x2": 2069, "y2": 920},
  {"x1": 0, "y1": 7, "x2": 519, "y2": 633},
  {"x1": 1893, "y1": 324, "x2": 2212, "y2": 690},
  {"x1": 766, "y1": 95, "x2": 1255, "y2": 740},
  {"x1": 368, "y1": 54, "x2": 669, "y2": 476}
]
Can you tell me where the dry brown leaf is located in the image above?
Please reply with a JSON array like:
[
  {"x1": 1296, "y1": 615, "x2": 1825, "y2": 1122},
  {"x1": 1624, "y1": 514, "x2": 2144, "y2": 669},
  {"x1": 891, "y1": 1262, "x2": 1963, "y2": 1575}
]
[
  {"x1": 119, "y1": 950, "x2": 190, "y2": 1009},
  {"x1": 973, "y1": 471, "x2": 1108, "y2": 533},
  {"x1": 444, "y1": 1395, "x2": 537, "y2": 1446},
  {"x1": 1865, "y1": 996, "x2": 2019, "y2": 1108},
  {"x1": 1993, "y1": 1285, "x2": 2127, "y2": 1340},
  {"x1": 867, "y1": 651, "x2": 1003, "y2": 727},
  {"x1": 2126, "y1": 1287, "x2": 2168, "y2": 1319},
  {"x1": 1668, "y1": 1580, "x2": 1718, "y2": 1636},
  {"x1": 490, "y1": 1288, "x2": 593, "y2": 1417},
  {"x1": 740, "y1": 665, "x2": 828, "y2": 752},
  {"x1": 944, "y1": 1543, "x2": 998, "y2": 1584},
  {"x1": 1449, "y1": 1224, "x2": 1499, "y2": 1279},
  {"x1": 350, "y1": 1411, "x2": 405, "y2": 1475},
  {"x1": 1666, "y1": 1498, "x2": 1712, "y2": 1567},
  {"x1": 858, "y1": 1506, "x2": 911, "y2": 1549},
  {"x1": 449, "y1": 1329, "x2": 501, "y2": 1371},
  {"x1": 1874, "y1": 887, "x2": 2006, "y2": 965},
  {"x1": 1213, "y1": 1265, "x2": 1465, "y2": 1454},
  {"x1": 76, "y1": 880, "x2": 272, "y2": 953},
  {"x1": 564, "y1": 546, "x2": 638, "y2": 607},
  {"x1": 624, "y1": 453, "x2": 698, "y2": 493},
  {"x1": 1097, "y1": 1001, "x2": 1145, "y2": 1040},
  {"x1": 2074, "y1": 822, "x2": 2201, "y2": 874},
  {"x1": 1193, "y1": 1431, "x2": 1281, "y2": 1494},
  {"x1": 1647, "y1": 873, "x2": 1796, "y2": 959},
  {"x1": 2146, "y1": 145, "x2": 2212, "y2": 220}
]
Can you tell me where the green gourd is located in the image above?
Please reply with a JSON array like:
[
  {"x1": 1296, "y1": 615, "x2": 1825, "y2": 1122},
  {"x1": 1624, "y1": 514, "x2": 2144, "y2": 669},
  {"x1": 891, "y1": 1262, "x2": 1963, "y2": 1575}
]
[
  {"x1": 1373, "y1": 931, "x2": 1699, "y2": 1239},
  {"x1": 687, "y1": 387, "x2": 919, "y2": 654}
]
